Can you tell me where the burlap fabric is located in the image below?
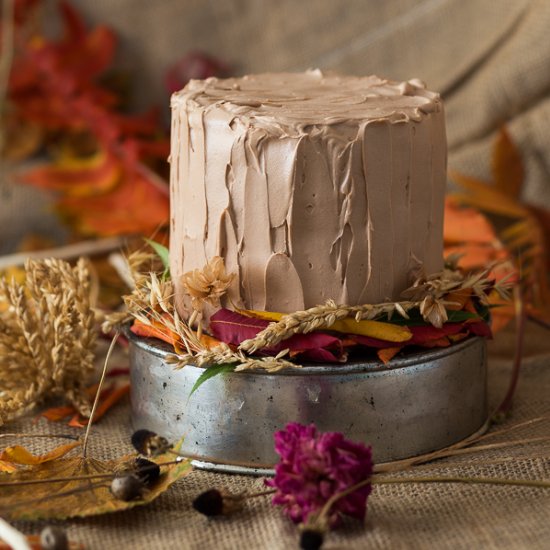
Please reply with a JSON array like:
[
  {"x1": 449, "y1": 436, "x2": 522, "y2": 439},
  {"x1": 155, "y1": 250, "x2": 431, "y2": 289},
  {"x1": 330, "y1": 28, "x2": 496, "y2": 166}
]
[
  {"x1": 71, "y1": 0, "x2": 550, "y2": 208},
  {"x1": 4, "y1": 326, "x2": 550, "y2": 549}
]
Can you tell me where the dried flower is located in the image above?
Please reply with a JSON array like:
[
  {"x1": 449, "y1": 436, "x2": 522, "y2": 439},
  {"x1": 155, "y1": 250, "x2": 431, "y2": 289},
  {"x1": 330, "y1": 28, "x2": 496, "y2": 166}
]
[
  {"x1": 419, "y1": 294, "x2": 448, "y2": 328},
  {"x1": 266, "y1": 423, "x2": 373, "y2": 528},
  {"x1": 0, "y1": 258, "x2": 96, "y2": 425},
  {"x1": 181, "y1": 256, "x2": 234, "y2": 310}
]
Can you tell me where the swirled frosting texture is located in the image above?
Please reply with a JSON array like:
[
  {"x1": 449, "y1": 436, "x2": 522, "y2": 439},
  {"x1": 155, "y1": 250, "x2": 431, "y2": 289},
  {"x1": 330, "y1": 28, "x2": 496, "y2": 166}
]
[{"x1": 170, "y1": 71, "x2": 446, "y2": 316}]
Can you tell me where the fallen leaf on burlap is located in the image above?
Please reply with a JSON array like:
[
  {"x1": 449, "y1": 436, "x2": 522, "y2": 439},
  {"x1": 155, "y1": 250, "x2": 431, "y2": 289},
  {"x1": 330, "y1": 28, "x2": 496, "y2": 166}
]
[
  {"x1": 0, "y1": 449, "x2": 192, "y2": 521},
  {"x1": 41, "y1": 383, "x2": 130, "y2": 427},
  {"x1": 0, "y1": 441, "x2": 81, "y2": 468}
]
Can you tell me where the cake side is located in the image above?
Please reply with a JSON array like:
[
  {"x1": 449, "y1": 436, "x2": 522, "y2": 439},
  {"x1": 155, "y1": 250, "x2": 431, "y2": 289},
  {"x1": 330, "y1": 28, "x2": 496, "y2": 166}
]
[{"x1": 169, "y1": 71, "x2": 447, "y2": 318}]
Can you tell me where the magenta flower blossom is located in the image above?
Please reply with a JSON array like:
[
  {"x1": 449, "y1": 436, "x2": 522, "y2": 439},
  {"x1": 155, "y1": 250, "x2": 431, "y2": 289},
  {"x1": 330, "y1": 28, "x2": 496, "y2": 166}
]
[{"x1": 266, "y1": 423, "x2": 373, "y2": 527}]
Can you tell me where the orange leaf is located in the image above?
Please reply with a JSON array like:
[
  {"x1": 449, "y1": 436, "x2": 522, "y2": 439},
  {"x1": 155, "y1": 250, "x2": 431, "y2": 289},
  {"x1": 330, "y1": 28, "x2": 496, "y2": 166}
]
[
  {"x1": 58, "y1": 165, "x2": 169, "y2": 236},
  {"x1": 41, "y1": 405, "x2": 76, "y2": 422},
  {"x1": 0, "y1": 440, "x2": 80, "y2": 465},
  {"x1": 443, "y1": 198, "x2": 498, "y2": 245},
  {"x1": 450, "y1": 172, "x2": 527, "y2": 218},
  {"x1": 377, "y1": 347, "x2": 402, "y2": 364},
  {"x1": 0, "y1": 460, "x2": 17, "y2": 473},
  {"x1": 445, "y1": 288, "x2": 473, "y2": 311},
  {"x1": 21, "y1": 150, "x2": 121, "y2": 198},
  {"x1": 418, "y1": 336, "x2": 451, "y2": 348},
  {"x1": 131, "y1": 318, "x2": 179, "y2": 347},
  {"x1": 492, "y1": 127, "x2": 524, "y2": 199},
  {"x1": 90, "y1": 384, "x2": 129, "y2": 423},
  {"x1": 199, "y1": 333, "x2": 223, "y2": 350}
]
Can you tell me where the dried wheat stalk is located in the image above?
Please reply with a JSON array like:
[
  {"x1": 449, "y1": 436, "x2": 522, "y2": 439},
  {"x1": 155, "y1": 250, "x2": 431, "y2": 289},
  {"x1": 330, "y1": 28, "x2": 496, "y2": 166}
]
[
  {"x1": 0, "y1": 258, "x2": 96, "y2": 425},
  {"x1": 113, "y1": 252, "x2": 510, "y2": 372},
  {"x1": 239, "y1": 265, "x2": 508, "y2": 354}
]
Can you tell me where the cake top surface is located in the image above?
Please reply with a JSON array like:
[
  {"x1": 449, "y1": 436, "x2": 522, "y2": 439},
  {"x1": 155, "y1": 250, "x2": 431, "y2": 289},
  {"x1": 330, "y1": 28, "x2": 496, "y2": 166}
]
[{"x1": 172, "y1": 70, "x2": 441, "y2": 129}]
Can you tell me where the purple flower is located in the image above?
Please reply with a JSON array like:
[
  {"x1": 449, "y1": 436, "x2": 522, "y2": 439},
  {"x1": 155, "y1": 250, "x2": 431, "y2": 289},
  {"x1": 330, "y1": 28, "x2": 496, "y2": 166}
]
[{"x1": 266, "y1": 423, "x2": 373, "y2": 527}]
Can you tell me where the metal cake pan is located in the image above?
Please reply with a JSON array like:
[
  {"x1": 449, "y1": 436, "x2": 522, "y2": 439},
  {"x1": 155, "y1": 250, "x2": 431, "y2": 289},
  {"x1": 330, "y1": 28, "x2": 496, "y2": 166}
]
[{"x1": 128, "y1": 332, "x2": 487, "y2": 474}]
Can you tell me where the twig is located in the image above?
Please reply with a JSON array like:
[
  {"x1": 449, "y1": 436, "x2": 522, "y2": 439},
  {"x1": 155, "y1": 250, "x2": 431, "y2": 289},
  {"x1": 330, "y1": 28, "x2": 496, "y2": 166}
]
[
  {"x1": 82, "y1": 331, "x2": 120, "y2": 458},
  {"x1": 373, "y1": 475, "x2": 550, "y2": 489}
]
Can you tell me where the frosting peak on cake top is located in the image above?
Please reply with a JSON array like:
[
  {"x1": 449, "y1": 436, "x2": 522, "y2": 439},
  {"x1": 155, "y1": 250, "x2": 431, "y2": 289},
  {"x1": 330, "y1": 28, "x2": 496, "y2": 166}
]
[{"x1": 172, "y1": 70, "x2": 441, "y2": 134}]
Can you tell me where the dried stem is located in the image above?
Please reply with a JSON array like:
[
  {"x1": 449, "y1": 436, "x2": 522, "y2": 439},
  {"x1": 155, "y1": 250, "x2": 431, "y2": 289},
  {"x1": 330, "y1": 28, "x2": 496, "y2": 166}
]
[{"x1": 82, "y1": 331, "x2": 119, "y2": 458}]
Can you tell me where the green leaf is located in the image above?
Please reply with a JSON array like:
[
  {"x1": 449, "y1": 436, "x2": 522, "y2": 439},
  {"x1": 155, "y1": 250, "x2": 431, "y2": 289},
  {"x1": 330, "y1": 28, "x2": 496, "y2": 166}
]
[
  {"x1": 189, "y1": 364, "x2": 236, "y2": 398},
  {"x1": 144, "y1": 238, "x2": 170, "y2": 278}
]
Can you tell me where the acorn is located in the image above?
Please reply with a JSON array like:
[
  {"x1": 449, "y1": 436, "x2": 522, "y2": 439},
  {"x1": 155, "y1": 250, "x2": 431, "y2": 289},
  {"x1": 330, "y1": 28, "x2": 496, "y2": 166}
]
[
  {"x1": 299, "y1": 529, "x2": 325, "y2": 550},
  {"x1": 110, "y1": 474, "x2": 146, "y2": 501},
  {"x1": 131, "y1": 429, "x2": 172, "y2": 457},
  {"x1": 40, "y1": 525, "x2": 68, "y2": 550},
  {"x1": 192, "y1": 488, "x2": 243, "y2": 517},
  {"x1": 134, "y1": 457, "x2": 161, "y2": 488}
]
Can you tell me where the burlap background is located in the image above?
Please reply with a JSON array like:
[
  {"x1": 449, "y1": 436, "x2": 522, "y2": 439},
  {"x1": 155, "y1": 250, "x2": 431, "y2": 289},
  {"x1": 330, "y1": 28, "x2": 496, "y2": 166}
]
[
  {"x1": 4, "y1": 326, "x2": 550, "y2": 549},
  {"x1": 3, "y1": 0, "x2": 550, "y2": 250},
  {"x1": 71, "y1": 0, "x2": 550, "y2": 207}
]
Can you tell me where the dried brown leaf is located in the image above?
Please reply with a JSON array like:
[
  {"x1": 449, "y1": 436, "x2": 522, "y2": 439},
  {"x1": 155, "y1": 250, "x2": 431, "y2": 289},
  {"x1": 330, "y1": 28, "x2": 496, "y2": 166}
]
[{"x1": 0, "y1": 449, "x2": 192, "y2": 521}]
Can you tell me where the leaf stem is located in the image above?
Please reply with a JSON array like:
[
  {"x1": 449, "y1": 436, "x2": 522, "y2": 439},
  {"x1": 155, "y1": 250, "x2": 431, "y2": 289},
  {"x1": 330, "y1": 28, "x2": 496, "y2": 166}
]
[
  {"x1": 373, "y1": 474, "x2": 550, "y2": 489},
  {"x1": 308, "y1": 472, "x2": 550, "y2": 531},
  {"x1": 0, "y1": 459, "x2": 182, "y2": 488},
  {"x1": 82, "y1": 331, "x2": 120, "y2": 458}
]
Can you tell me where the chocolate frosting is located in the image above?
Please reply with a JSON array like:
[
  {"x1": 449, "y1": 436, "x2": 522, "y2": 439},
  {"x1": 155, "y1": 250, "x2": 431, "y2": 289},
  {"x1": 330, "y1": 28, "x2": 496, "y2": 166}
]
[{"x1": 169, "y1": 70, "x2": 447, "y2": 316}]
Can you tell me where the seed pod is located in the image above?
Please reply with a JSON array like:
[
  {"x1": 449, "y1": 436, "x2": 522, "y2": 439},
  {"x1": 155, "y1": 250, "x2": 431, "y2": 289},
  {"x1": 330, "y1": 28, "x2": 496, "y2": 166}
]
[
  {"x1": 134, "y1": 457, "x2": 161, "y2": 487},
  {"x1": 192, "y1": 488, "x2": 243, "y2": 516},
  {"x1": 40, "y1": 526, "x2": 68, "y2": 550},
  {"x1": 300, "y1": 529, "x2": 324, "y2": 550},
  {"x1": 131, "y1": 429, "x2": 171, "y2": 457},
  {"x1": 192, "y1": 488, "x2": 224, "y2": 516},
  {"x1": 110, "y1": 474, "x2": 145, "y2": 501}
]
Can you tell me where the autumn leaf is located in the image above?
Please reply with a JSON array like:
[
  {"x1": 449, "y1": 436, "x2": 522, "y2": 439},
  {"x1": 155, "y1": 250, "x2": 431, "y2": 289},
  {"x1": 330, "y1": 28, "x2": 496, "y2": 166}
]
[
  {"x1": 0, "y1": 448, "x2": 192, "y2": 521},
  {"x1": 21, "y1": 149, "x2": 121, "y2": 197},
  {"x1": 0, "y1": 441, "x2": 81, "y2": 467},
  {"x1": 57, "y1": 165, "x2": 169, "y2": 236},
  {"x1": 241, "y1": 309, "x2": 412, "y2": 343},
  {"x1": 41, "y1": 383, "x2": 130, "y2": 427},
  {"x1": 449, "y1": 127, "x2": 550, "y2": 314},
  {"x1": 210, "y1": 308, "x2": 346, "y2": 360}
]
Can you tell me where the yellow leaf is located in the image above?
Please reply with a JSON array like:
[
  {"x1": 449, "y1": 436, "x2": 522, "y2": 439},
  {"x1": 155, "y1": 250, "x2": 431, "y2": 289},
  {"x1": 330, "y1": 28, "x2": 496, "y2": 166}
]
[
  {"x1": 0, "y1": 460, "x2": 17, "y2": 473},
  {"x1": 241, "y1": 309, "x2": 412, "y2": 343},
  {"x1": 0, "y1": 441, "x2": 81, "y2": 466},
  {"x1": 0, "y1": 450, "x2": 192, "y2": 521}
]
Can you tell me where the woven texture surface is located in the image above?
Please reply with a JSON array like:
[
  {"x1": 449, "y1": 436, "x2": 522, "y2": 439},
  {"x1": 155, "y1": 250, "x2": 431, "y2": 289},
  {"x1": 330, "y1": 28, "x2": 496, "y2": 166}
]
[
  {"x1": 71, "y1": 0, "x2": 550, "y2": 207},
  {"x1": 5, "y1": 327, "x2": 550, "y2": 549},
  {"x1": 3, "y1": 0, "x2": 550, "y2": 251}
]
